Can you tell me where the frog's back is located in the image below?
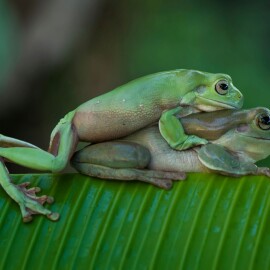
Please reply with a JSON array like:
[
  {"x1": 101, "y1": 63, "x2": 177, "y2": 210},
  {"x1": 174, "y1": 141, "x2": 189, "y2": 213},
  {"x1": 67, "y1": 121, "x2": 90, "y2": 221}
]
[
  {"x1": 73, "y1": 70, "x2": 187, "y2": 142},
  {"x1": 77, "y1": 69, "x2": 187, "y2": 110}
]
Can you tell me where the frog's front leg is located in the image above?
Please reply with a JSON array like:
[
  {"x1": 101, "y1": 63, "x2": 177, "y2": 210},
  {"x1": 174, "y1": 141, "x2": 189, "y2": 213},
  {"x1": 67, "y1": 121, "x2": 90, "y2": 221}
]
[
  {"x1": 159, "y1": 107, "x2": 208, "y2": 150},
  {"x1": 71, "y1": 141, "x2": 186, "y2": 189},
  {"x1": 0, "y1": 158, "x2": 59, "y2": 222},
  {"x1": 197, "y1": 144, "x2": 260, "y2": 177}
]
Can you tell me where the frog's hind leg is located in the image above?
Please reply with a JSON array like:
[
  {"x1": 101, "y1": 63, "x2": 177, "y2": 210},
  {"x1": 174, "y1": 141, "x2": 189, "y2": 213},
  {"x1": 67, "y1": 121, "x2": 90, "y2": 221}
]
[
  {"x1": 71, "y1": 141, "x2": 186, "y2": 189},
  {"x1": 0, "y1": 111, "x2": 78, "y2": 172},
  {"x1": 0, "y1": 111, "x2": 77, "y2": 221},
  {"x1": 0, "y1": 134, "x2": 40, "y2": 148}
]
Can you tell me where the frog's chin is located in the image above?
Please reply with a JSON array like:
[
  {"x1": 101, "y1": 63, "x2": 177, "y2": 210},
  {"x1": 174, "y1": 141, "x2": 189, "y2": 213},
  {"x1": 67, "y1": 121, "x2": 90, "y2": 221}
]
[
  {"x1": 195, "y1": 96, "x2": 237, "y2": 112},
  {"x1": 235, "y1": 134, "x2": 270, "y2": 162}
]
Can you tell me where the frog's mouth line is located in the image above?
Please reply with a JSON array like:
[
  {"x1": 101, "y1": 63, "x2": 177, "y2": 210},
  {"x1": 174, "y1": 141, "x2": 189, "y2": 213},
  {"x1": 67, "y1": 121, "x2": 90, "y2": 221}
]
[
  {"x1": 242, "y1": 135, "x2": 270, "y2": 142},
  {"x1": 196, "y1": 96, "x2": 237, "y2": 109},
  {"x1": 237, "y1": 133, "x2": 270, "y2": 141}
]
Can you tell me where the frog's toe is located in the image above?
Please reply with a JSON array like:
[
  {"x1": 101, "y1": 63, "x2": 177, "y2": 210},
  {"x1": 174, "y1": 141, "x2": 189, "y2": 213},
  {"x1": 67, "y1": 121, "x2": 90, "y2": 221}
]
[
  {"x1": 164, "y1": 171, "x2": 186, "y2": 180},
  {"x1": 38, "y1": 195, "x2": 49, "y2": 204},
  {"x1": 18, "y1": 183, "x2": 42, "y2": 197},
  {"x1": 31, "y1": 187, "x2": 41, "y2": 193},
  {"x1": 23, "y1": 214, "x2": 33, "y2": 223},
  {"x1": 257, "y1": 167, "x2": 270, "y2": 177},
  {"x1": 47, "y1": 212, "x2": 60, "y2": 221},
  {"x1": 46, "y1": 196, "x2": 54, "y2": 204},
  {"x1": 19, "y1": 204, "x2": 33, "y2": 223},
  {"x1": 264, "y1": 168, "x2": 270, "y2": 177},
  {"x1": 152, "y1": 179, "x2": 173, "y2": 190},
  {"x1": 137, "y1": 170, "x2": 185, "y2": 189},
  {"x1": 164, "y1": 180, "x2": 173, "y2": 190},
  {"x1": 18, "y1": 182, "x2": 31, "y2": 188}
]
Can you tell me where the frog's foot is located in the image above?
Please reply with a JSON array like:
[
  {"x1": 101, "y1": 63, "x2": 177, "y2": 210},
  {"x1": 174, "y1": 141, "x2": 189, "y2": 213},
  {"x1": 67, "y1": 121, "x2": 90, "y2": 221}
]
[
  {"x1": 256, "y1": 167, "x2": 270, "y2": 177},
  {"x1": 73, "y1": 163, "x2": 186, "y2": 190},
  {"x1": 14, "y1": 182, "x2": 59, "y2": 222},
  {"x1": 135, "y1": 169, "x2": 186, "y2": 190},
  {"x1": 172, "y1": 135, "x2": 208, "y2": 151}
]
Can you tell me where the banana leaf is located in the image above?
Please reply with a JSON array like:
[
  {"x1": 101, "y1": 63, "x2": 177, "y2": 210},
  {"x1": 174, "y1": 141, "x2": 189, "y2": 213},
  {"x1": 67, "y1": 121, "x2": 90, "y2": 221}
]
[{"x1": 0, "y1": 173, "x2": 270, "y2": 270}]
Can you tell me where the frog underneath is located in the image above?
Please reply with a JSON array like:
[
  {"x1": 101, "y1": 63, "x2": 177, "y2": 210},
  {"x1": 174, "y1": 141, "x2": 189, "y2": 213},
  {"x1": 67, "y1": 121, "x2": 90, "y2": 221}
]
[{"x1": 72, "y1": 107, "x2": 270, "y2": 189}]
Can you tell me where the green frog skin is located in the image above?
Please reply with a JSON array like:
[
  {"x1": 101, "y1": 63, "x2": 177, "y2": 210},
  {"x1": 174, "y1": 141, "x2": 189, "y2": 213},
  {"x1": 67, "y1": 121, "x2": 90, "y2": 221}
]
[
  {"x1": 0, "y1": 69, "x2": 243, "y2": 222},
  {"x1": 72, "y1": 107, "x2": 270, "y2": 189}
]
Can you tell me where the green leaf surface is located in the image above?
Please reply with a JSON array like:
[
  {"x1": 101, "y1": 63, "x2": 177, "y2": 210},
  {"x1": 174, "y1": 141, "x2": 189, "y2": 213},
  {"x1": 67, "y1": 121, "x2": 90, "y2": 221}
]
[{"x1": 0, "y1": 173, "x2": 270, "y2": 270}]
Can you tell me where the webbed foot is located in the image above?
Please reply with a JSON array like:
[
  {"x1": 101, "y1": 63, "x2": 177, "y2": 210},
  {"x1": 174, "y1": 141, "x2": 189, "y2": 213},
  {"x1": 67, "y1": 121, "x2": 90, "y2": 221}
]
[
  {"x1": 9, "y1": 182, "x2": 59, "y2": 222},
  {"x1": 135, "y1": 169, "x2": 186, "y2": 190}
]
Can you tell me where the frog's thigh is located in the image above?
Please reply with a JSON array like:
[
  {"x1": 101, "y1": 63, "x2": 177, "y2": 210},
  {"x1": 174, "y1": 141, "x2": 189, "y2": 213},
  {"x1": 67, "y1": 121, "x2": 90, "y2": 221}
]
[
  {"x1": 72, "y1": 141, "x2": 151, "y2": 169},
  {"x1": 198, "y1": 144, "x2": 257, "y2": 176}
]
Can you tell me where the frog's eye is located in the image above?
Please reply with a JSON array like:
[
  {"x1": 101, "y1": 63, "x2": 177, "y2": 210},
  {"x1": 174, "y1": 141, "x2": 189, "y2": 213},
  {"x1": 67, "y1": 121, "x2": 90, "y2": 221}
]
[
  {"x1": 215, "y1": 80, "x2": 229, "y2": 95},
  {"x1": 257, "y1": 114, "x2": 270, "y2": 130}
]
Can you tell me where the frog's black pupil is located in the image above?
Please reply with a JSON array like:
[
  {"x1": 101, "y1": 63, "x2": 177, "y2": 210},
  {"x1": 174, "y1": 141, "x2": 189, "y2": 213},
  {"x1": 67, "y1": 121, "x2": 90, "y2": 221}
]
[
  {"x1": 220, "y1": 83, "x2": 228, "y2": 90},
  {"x1": 261, "y1": 115, "x2": 270, "y2": 125}
]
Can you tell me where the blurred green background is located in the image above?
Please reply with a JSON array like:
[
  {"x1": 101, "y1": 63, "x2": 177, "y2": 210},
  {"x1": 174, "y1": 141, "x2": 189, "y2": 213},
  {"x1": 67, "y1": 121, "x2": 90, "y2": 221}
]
[{"x1": 1, "y1": 0, "x2": 270, "y2": 172}]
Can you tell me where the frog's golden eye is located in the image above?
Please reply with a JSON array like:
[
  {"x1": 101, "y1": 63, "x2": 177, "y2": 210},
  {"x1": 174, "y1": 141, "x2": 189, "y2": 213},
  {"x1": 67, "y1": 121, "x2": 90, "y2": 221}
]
[
  {"x1": 257, "y1": 114, "x2": 270, "y2": 130},
  {"x1": 215, "y1": 80, "x2": 229, "y2": 95}
]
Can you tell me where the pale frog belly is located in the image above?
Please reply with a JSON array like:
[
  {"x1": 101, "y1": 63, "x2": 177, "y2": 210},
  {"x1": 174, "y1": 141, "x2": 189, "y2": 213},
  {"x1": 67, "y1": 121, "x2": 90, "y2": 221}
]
[
  {"x1": 73, "y1": 109, "x2": 162, "y2": 142},
  {"x1": 123, "y1": 126, "x2": 208, "y2": 173}
]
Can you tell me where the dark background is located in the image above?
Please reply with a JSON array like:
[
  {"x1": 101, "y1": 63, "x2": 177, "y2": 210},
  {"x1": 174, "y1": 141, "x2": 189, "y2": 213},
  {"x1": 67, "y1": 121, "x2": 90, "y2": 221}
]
[{"x1": 1, "y1": 0, "x2": 270, "y2": 172}]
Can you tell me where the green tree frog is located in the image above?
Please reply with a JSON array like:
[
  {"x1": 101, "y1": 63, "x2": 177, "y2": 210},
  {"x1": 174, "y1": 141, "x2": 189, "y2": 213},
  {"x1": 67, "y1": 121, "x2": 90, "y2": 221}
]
[
  {"x1": 0, "y1": 69, "x2": 243, "y2": 221},
  {"x1": 72, "y1": 107, "x2": 270, "y2": 189}
]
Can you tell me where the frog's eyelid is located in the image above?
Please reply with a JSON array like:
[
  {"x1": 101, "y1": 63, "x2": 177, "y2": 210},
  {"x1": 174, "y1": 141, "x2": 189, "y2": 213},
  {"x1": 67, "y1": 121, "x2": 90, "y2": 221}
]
[
  {"x1": 214, "y1": 77, "x2": 231, "y2": 85},
  {"x1": 221, "y1": 77, "x2": 231, "y2": 82}
]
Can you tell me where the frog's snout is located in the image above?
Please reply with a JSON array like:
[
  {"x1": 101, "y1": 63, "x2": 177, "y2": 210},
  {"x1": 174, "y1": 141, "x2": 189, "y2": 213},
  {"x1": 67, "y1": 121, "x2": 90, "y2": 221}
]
[
  {"x1": 237, "y1": 96, "x2": 244, "y2": 109},
  {"x1": 231, "y1": 83, "x2": 243, "y2": 98},
  {"x1": 237, "y1": 92, "x2": 242, "y2": 100},
  {"x1": 235, "y1": 91, "x2": 244, "y2": 108}
]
